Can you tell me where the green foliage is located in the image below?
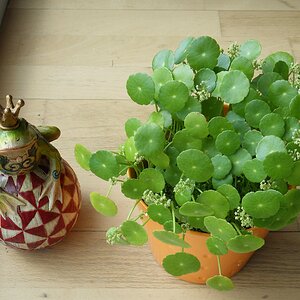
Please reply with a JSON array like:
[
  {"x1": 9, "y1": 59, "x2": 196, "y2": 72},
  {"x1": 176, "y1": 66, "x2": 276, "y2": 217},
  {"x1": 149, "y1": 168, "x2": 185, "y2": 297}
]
[{"x1": 76, "y1": 36, "x2": 300, "y2": 291}]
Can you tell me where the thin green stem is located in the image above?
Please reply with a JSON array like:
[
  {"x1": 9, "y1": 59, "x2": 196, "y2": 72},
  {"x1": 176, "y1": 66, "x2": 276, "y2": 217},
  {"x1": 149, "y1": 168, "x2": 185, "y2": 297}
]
[
  {"x1": 181, "y1": 232, "x2": 186, "y2": 252},
  {"x1": 127, "y1": 200, "x2": 141, "y2": 220},
  {"x1": 142, "y1": 218, "x2": 150, "y2": 226},
  {"x1": 155, "y1": 102, "x2": 159, "y2": 112},
  {"x1": 217, "y1": 255, "x2": 222, "y2": 275},
  {"x1": 164, "y1": 141, "x2": 173, "y2": 151},
  {"x1": 106, "y1": 183, "x2": 114, "y2": 198},
  {"x1": 231, "y1": 222, "x2": 242, "y2": 236},
  {"x1": 171, "y1": 203, "x2": 176, "y2": 233},
  {"x1": 131, "y1": 213, "x2": 144, "y2": 222}
]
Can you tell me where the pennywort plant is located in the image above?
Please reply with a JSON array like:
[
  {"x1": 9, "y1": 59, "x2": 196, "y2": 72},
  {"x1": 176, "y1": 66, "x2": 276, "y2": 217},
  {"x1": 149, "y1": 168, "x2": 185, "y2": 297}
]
[{"x1": 75, "y1": 36, "x2": 300, "y2": 291}]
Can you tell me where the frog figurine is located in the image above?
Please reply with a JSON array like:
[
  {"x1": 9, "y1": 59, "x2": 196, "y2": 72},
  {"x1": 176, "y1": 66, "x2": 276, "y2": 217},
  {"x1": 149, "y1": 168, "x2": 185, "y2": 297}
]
[{"x1": 0, "y1": 95, "x2": 81, "y2": 250}]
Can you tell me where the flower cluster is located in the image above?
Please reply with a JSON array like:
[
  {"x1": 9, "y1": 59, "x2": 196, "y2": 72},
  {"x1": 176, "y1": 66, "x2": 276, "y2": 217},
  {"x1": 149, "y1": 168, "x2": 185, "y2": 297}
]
[
  {"x1": 292, "y1": 129, "x2": 300, "y2": 147},
  {"x1": 253, "y1": 59, "x2": 263, "y2": 71},
  {"x1": 288, "y1": 148, "x2": 300, "y2": 161},
  {"x1": 227, "y1": 42, "x2": 240, "y2": 60},
  {"x1": 193, "y1": 83, "x2": 210, "y2": 101},
  {"x1": 174, "y1": 178, "x2": 195, "y2": 194},
  {"x1": 134, "y1": 153, "x2": 145, "y2": 165},
  {"x1": 234, "y1": 206, "x2": 253, "y2": 228},
  {"x1": 289, "y1": 63, "x2": 300, "y2": 90},
  {"x1": 106, "y1": 226, "x2": 127, "y2": 245},
  {"x1": 142, "y1": 190, "x2": 171, "y2": 207},
  {"x1": 260, "y1": 179, "x2": 273, "y2": 191}
]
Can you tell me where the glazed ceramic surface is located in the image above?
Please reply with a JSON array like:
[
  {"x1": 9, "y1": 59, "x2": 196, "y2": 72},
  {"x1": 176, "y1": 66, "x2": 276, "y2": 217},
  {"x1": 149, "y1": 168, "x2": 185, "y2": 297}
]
[{"x1": 0, "y1": 96, "x2": 81, "y2": 250}]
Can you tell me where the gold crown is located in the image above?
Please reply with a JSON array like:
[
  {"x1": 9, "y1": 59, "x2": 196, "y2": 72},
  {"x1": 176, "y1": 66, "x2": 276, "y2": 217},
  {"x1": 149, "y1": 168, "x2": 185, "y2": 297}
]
[{"x1": 0, "y1": 95, "x2": 25, "y2": 129}]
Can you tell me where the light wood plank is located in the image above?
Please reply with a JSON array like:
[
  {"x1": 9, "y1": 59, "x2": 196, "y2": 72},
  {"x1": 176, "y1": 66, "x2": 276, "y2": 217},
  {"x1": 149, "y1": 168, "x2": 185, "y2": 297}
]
[
  {"x1": 220, "y1": 11, "x2": 300, "y2": 38},
  {"x1": 0, "y1": 232, "x2": 299, "y2": 294},
  {"x1": 290, "y1": 37, "x2": 300, "y2": 62},
  {"x1": 0, "y1": 66, "x2": 149, "y2": 99},
  {"x1": 9, "y1": 0, "x2": 300, "y2": 11},
  {"x1": 0, "y1": 34, "x2": 292, "y2": 67},
  {"x1": 1, "y1": 9, "x2": 221, "y2": 37}
]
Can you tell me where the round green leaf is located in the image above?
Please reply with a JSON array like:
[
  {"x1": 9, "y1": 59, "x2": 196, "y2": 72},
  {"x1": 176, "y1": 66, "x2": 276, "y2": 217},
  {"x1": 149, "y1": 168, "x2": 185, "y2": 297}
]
[
  {"x1": 262, "y1": 51, "x2": 294, "y2": 73},
  {"x1": 184, "y1": 112, "x2": 209, "y2": 138},
  {"x1": 240, "y1": 39, "x2": 261, "y2": 61},
  {"x1": 206, "y1": 275, "x2": 234, "y2": 291},
  {"x1": 208, "y1": 116, "x2": 234, "y2": 139},
  {"x1": 215, "y1": 130, "x2": 240, "y2": 156},
  {"x1": 198, "y1": 191, "x2": 230, "y2": 219},
  {"x1": 230, "y1": 56, "x2": 254, "y2": 80},
  {"x1": 125, "y1": 118, "x2": 142, "y2": 138},
  {"x1": 216, "y1": 53, "x2": 230, "y2": 71},
  {"x1": 147, "y1": 204, "x2": 172, "y2": 225},
  {"x1": 245, "y1": 99, "x2": 271, "y2": 128},
  {"x1": 273, "y1": 61, "x2": 289, "y2": 79},
  {"x1": 206, "y1": 236, "x2": 228, "y2": 255},
  {"x1": 90, "y1": 150, "x2": 119, "y2": 181},
  {"x1": 124, "y1": 137, "x2": 137, "y2": 162},
  {"x1": 176, "y1": 96, "x2": 202, "y2": 121},
  {"x1": 257, "y1": 72, "x2": 282, "y2": 96},
  {"x1": 286, "y1": 161, "x2": 300, "y2": 185},
  {"x1": 217, "y1": 184, "x2": 240, "y2": 210},
  {"x1": 211, "y1": 154, "x2": 232, "y2": 180},
  {"x1": 269, "y1": 80, "x2": 298, "y2": 108},
  {"x1": 121, "y1": 179, "x2": 146, "y2": 199},
  {"x1": 121, "y1": 221, "x2": 148, "y2": 246},
  {"x1": 139, "y1": 168, "x2": 165, "y2": 193},
  {"x1": 229, "y1": 148, "x2": 252, "y2": 176},
  {"x1": 227, "y1": 235, "x2": 265, "y2": 253},
  {"x1": 134, "y1": 123, "x2": 165, "y2": 157},
  {"x1": 152, "y1": 49, "x2": 174, "y2": 70},
  {"x1": 158, "y1": 80, "x2": 189, "y2": 113},
  {"x1": 90, "y1": 192, "x2": 118, "y2": 217},
  {"x1": 164, "y1": 165, "x2": 182, "y2": 187},
  {"x1": 202, "y1": 136, "x2": 220, "y2": 158},
  {"x1": 172, "y1": 129, "x2": 202, "y2": 152},
  {"x1": 179, "y1": 202, "x2": 213, "y2": 217},
  {"x1": 194, "y1": 68, "x2": 217, "y2": 92},
  {"x1": 74, "y1": 144, "x2": 92, "y2": 171},
  {"x1": 256, "y1": 135, "x2": 286, "y2": 161},
  {"x1": 242, "y1": 190, "x2": 282, "y2": 218},
  {"x1": 174, "y1": 37, "x2": 194, "y2": 64},
  {"x1": 126, "y1": 73, "x2": 155, "y2": 105},
  {"x1": 243, "y1": 159, "x2": 267, "y2": 183},
  {"x1": 290, "y1": 94, "x2": 300, "y2": 119},
  {"x1": 187, "y1": 36, "x2": 220, "y2": 70},
  {"x1": 212, "y1": 174, "x2": 233, "y2": 189},
  {"x1": 177, "y1": 149, "x2": 214, "y2": 182},
  {"x1": 175, "y1": 188, "x2": 192, "y2": 206},
  {"x1": 219, "y1": 70, "x2": 250, "y2": 104},
  {"x1": 263, "y1": 152, "x2": 294, "y2": 179},
  {"x1": 204, "y1": 216, "x2": 237, "y2": 242},
  {"x1": 282, "y1": 189, "x2": 300, "y2": 218},
  {"x1": 259, "y1": 113, "x2": 285, "y2": 137},
  {"x1": 187, "y1": 216, "x2": 207, "y2": 230},
  {"x1": 173, "y1": 64, "x2": 194, "y2": 90},
  {"x1": 147, "y1": 111, "x2": 165, "y2": 128},
  {"x1": 152, "y1": 67, "x2": 173, "y2": 97},
  {"x1": 284, "y1": 117, "x2": 300, "y2": 142},
  {"x1": 211, "y1": 71, "x2": 228, "y2": 98},
  {"x1": 242, "y1": 130, "x2": 263, "y2": 156},
  {"x1": 201, "y1": 97, "x2": 224, "y2": 120},
  {"x1": 153, "y1": 231, "x2": 191, "y2": 248},
  {"x1": 163, "y1": 252, "x2": 200, "y2": 276},
  {"x1": 149, "y1": 151, "x2": 170, "y2": 169}
]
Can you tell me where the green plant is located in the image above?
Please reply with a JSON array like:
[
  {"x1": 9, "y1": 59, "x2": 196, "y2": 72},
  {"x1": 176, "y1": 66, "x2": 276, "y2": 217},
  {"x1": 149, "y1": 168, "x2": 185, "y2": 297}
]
[{"x1": 75, "y1": 36, "x2": 300, "y2": 291}]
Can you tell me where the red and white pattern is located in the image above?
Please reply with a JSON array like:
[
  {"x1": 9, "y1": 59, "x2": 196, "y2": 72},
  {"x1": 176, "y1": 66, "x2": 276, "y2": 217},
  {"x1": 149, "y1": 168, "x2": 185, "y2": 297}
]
[{"x1": 0, "y1": 161, "x2": 81, "y2": 250}]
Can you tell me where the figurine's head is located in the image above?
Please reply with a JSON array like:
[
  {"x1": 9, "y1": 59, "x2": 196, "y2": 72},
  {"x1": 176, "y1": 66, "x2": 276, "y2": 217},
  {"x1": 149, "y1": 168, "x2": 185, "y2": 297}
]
[{"x1": 0, "y1": 95, "x2": 39, "y2": 175}]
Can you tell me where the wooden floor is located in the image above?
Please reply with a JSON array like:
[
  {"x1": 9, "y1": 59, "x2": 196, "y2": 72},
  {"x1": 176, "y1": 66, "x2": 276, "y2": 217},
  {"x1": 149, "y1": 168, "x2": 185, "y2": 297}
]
[{"x1": 0, "y1": 1, "x2": 300, "y2": 299}]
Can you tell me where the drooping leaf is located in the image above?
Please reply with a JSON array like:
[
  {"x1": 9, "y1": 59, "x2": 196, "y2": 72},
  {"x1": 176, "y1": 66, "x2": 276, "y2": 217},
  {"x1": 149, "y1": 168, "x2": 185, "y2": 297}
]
[
  {"x1": 227, "y1": 235, "x2": 265, "y2": 253},
  {"x1": 147, "y1": 204, "x2": 172, "y2": 225},
  {"x1": 206, "y1": 275, "x2": 234, "y2": 291},
  {"x1": 163, "y1": 252, "x2": 200, "y2": 276},
  {"x1": 153, "y1": 231, "x2": 191, "y2": 248},
  {"x1": 90, "y1": 192, "x2": 118, "y2": 216},
  {"x1": 206, "y1": 236, "x2": 228, "y2": 255},
  {"x1": 179, "y1": 202, "x2": 213, "y2": 217},
  {"x1": 75, "y1": 144, "x2": 92, "y2": 171},
  {"x1": 152, "y1": 49, "x2": 174, "y2": 70},
  {"x1": 121, "y1": 221, "x2": 148, "y2": 246}
]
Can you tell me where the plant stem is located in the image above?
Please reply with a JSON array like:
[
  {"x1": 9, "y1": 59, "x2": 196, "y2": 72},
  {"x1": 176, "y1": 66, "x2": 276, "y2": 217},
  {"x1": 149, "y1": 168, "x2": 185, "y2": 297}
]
[
  {"x1": 231, "y1": 222, "x2": 242, "y2": 236},
  {"x1": 155, "y1": 102, "x2": 159, "y2": 112},
  {"x1": 106, "y1": 183, "x2": 114, "y2": 198},
  {"x1": 217, "y1": 255, "x2": 222, "y2": 275},
  {"x1": 131, "y1": 213, "x2": 144, "y2": 222},
  {"x1": 127, "y1": 200, "x2": 141, "y2": 220},
  {"x1": 142, "y1": 218, "x2": 150, "y2": 226},
  {"x1": 171, "y1": 203, "x2": 176, "y2": 233},
  {"x1": 181, "y1": 232, "x2": 186, "y2": 253}
]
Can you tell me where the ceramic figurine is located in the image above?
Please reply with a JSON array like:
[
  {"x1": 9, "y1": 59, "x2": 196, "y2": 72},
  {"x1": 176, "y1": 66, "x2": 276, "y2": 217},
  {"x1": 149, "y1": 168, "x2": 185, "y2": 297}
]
[{"x1": 0, "y1": 95, "x2": 81, "y2": 250}]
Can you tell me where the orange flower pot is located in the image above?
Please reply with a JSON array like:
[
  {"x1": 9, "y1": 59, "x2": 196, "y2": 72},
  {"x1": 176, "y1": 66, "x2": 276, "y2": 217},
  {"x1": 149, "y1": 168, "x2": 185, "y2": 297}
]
[{"x1": 139, "y1": 201, "x2": 269, "y2": 284}]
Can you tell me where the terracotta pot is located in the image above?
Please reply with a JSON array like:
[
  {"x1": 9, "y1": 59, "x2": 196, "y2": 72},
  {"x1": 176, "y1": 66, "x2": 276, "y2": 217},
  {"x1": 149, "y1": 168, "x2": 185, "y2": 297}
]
[{"x1": 139, "y1": 201, "x2": 269, "y2": 284}]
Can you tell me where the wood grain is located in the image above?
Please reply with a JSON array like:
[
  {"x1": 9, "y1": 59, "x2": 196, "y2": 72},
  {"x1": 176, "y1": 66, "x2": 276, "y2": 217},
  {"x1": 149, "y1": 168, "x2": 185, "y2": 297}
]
[{"x1": 1, "y1": 1, "x2": 300, "y2": 299}]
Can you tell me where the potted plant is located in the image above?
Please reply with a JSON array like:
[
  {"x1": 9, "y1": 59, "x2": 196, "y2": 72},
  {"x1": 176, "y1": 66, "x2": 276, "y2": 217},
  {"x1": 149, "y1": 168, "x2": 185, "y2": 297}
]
[{"x1": 75, "y1": 36, "x2": 300, "y2": 291}]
